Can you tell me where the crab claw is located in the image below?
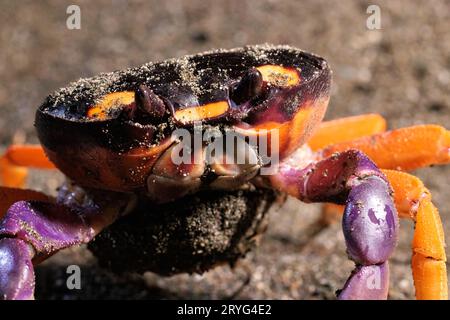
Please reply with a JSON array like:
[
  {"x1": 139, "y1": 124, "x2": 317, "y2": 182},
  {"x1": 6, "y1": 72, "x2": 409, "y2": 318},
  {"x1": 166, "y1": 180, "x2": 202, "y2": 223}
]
[
  {"x1": 231, "y1": 68, "x2": 264, "y2": 105},
  {"x1": 0, "y1": 238, "x2": 34, "y2": 300},
  {"x1": 134, "y1": 85, "x2": 166, "y2": 120}
]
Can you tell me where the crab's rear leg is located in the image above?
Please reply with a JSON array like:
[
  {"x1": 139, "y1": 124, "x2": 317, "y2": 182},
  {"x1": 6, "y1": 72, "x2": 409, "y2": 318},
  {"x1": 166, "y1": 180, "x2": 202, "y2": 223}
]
[
  {"x1": 0, "y1": 145, "x2": 55, "y2": 188},
  {"x1": 269, "y1": 149, "x2": 398, "y2": 299},
  {"x1": 0, "y1": 185, "x2": 132, "y2": 300}
]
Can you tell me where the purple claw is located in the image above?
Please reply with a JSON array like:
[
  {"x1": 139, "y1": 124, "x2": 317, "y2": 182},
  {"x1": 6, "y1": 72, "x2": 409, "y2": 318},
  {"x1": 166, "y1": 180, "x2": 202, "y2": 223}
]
[
  {"x1": 0, "y1": 201, "x2": 90, "y2": 300},
  {"x1": 0, "y1": 187, "x2": 129, "y2": 300},
  {"x1": 271, "y1": 149, "x2": 399, "y2": 300},
  {"x1": 0, "y1": 238, "x2": 34, "y2": 300},
  {"x1": 338, "y1": 262, "x2": 389, "y2": 300},
  {"x1": 343, "y1": 176, "x2": 398, "y2": 265},
  {"x1": 0, "y1": 201, "x2": 94, "y2": 258}
]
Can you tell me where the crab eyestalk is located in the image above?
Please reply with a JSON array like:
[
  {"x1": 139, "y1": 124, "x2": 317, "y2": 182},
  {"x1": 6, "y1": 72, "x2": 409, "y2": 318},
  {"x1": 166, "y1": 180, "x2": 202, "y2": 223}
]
[
  {"x1": 133, "y1": 85, "x2": 167, "y2": 121},
  {"x1": 231, "y1": 68, "x2": 264, "y2": 105}
]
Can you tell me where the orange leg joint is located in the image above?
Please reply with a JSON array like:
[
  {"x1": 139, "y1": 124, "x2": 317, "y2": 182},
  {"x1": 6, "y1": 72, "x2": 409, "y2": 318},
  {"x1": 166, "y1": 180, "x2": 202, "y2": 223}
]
[
  {"x1": 322, "y1": 125, "x2": 450, "y2": 171},
  {"x1": 0, "y1": 145, "x2": 55, "y2": 188}
]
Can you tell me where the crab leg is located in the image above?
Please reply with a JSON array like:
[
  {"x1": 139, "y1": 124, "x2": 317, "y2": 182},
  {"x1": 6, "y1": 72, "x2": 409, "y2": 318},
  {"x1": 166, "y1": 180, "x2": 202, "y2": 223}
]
[
  {"x1": 0, "y1": 185, "x2": 132, "y2": 300},
  {"x1": 321, "y1": 125, "x2": 450, "y2": 171},
  {"x1": 315, "y1": 169, "x2": 448, "y2": 299},
  {"x1": 270, "y1": 149, "x2": 398, "y2": 299},
  {"x1": 382, "y1": 170, "x2": 447, "y2": 300},
  {"x1": 312, "y1": 123, "x2": 449, "y2": 299},
  {"x1": 307, "y1": 114, "x2": 388, "y2": 224},
  {"x1": 278, "y1": 116, "x2": 448, "y2": 298},
  {"x1": 317, "y1": 124, "x2": 450, "y2": 223},
  {"x1": 0, "y1": 145, "x2": 55, "y2": 188},
  {"x1": 308, "y1": 113, "x2": 387, "y2": 151}
]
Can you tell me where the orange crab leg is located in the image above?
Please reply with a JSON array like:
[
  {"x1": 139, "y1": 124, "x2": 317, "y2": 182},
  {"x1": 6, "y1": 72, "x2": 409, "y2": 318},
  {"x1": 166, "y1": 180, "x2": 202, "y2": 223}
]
[
  {"x1": 308, "y1": 113, "x2": 387, "y2": 151},
  {"x1": 0, "y1": 145, "x2": 55, "y2": 188},
  {"x1": 3, "y1": 145, "x2": 54, "y2": 169},
  {"x1": 321, "y1": 125, "x2": 450, "y2": 171},
  {"x1": 382, "y1": 170, "x2": 447, "y2": 300}
]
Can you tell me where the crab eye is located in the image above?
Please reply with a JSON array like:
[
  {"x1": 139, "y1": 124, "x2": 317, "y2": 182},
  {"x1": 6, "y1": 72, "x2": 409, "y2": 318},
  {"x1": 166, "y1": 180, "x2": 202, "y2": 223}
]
[
  {"x1": 134, "y1": 85, "x2": 166, "y2": 119},
  {"x1": 230, "y1": 68, "x2": 263, "y2": 105}
]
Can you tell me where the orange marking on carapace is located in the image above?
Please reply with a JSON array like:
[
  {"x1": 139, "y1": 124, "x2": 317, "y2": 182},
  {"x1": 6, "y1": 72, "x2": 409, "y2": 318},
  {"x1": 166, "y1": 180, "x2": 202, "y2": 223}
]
[
  {"x1": 256, "y1": 65, "x2": 300, "y2": 87},
  {"x1": 174, "y1": 101, "x2": 229, "y2": 124},
  {"x1": 87, "y1": 91, "x2": 135, "y2": 120},
  {"x1": 235, "y1": 97, "x2": 328, "y2": 159}
]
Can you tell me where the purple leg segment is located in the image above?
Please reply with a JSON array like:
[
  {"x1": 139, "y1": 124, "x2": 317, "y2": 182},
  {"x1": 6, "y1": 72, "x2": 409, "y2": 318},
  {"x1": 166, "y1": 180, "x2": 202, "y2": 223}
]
[
  {"x1": 0, "y1": 201, "x2": 94, "y2": 260},
  {"x1": 338, "y1": 262, "x2": 389, "y2": 300},
  {"x1": 0, "y1": 239, "x2": 34, "y2": 300},
  {"x1": 343, "y1": 176, "x2": 397, "y2": 266},
  {"x1": 0, "y1": 184, "x2": 133, "y2": 300},
  {"x1": 270, "y1": 150, "x2": 398, "y2": 300},
  {"x1": 0, "y1": 200, "x2": 94, "y2": 300}
]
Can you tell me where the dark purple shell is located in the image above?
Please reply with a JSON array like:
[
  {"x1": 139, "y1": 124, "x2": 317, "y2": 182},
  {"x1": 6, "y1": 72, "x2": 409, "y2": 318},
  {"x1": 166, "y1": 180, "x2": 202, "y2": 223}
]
[{"x1": 35, "y1": 45, "x2": 331, "y2": 191}]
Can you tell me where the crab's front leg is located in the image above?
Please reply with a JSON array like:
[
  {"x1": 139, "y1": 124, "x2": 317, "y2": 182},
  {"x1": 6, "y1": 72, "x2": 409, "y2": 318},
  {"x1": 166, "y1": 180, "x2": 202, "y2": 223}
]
[
  {"x1": 0, "y1": 184, "x2": 133, "y2": 300},
  {"x1": 269, "y1": 149, "x2": 399, "y2": 299}
]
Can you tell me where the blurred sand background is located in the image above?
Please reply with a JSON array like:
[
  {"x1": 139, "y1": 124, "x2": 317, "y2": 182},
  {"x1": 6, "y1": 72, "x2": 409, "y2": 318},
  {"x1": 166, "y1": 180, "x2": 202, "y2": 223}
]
[{"x1": 0, "y1": 0, "x2": 449, "y2": 299}]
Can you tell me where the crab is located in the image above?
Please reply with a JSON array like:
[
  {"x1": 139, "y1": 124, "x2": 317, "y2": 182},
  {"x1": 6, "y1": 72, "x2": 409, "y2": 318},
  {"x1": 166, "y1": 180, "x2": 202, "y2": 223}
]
[{"x1": 0, "y1": 45, "x2": 449, "y2": 300}]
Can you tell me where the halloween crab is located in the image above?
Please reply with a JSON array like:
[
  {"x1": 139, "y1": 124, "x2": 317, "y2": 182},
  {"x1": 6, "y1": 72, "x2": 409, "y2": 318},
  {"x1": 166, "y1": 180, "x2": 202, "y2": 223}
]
[{"x1": 0, "y1": 45, "x2": 449, "y2": 300}]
